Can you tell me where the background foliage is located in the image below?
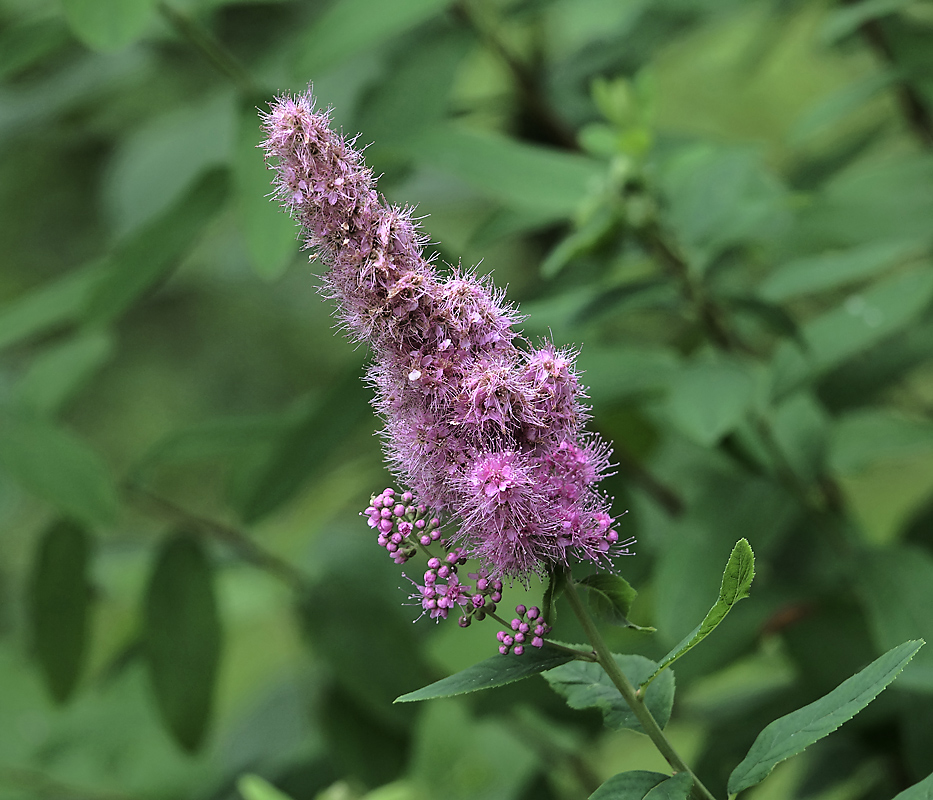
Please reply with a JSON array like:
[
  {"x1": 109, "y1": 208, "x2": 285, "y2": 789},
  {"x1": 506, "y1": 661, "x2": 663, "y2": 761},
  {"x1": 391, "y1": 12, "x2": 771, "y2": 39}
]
[{"x1": 2, "y1": 0, "x2": 933, "y2": 798}]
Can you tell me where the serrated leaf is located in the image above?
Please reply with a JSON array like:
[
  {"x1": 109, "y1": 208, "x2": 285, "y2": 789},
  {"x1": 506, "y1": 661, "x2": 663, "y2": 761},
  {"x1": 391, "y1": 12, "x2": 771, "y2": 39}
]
[
  {"x1": 61, "y1": 0, "x2": 155, "y2": 52},
  {"x1": 892, "y1": 770, "x2": 933, "y2": 800},
  {"x1": 727, "y1": 639, "x2": 924, "y2": 795},
  {"x1": 395, "y1": 645, "x2": 578, "y2": 703},
  {"x1": 86, "y1": 169, "x2": 229, "y2": 325},
  {"x1": 235, "y1": 104, "x2": 298, "y2": 281},
  {"x1": 144, "y1": 532, "x2": 222, "y2": 752},
  {"x1": 0, "y1": 413, "x2": 119, "y2": 526},
  {"x1": 295, "y1": 0, "x2": 450, "y2": 77},
  {"x1": 666, "y1": 358, "x2": 756, "y2": 446},
  {"x1": 580, "y1": 573, "x2": 647, "y2": 629},
  {"x1": 27, "y1": 520, "x2": 93, "y2": 703},
  {"x1": 544, "y1": 654, "x2": 675, "y2": 734},
  {"x1": 237, "y1": 775, "x2": 295, "y2": 800},
  {"x1": 237, "y1": 367, "x2": 370, "y2": 523},
  {"x1": 590, "y1": 771, "x2": 670, "y2": 800},
  {"x1": 642, "y1": 539, "x2": 754, "y2": 690}
]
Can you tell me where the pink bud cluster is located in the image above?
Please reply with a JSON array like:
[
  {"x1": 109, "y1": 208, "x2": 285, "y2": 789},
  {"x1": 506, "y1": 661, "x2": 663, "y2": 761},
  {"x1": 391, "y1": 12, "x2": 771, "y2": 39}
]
[
  {"x1": 263, "y1": 90, "x2": 632, "y2": 579},
  {"x1": 365, "y1": 487, "x2": 441, "y2": 564},
  {"x1": 496, "y1": 605, "x2": 550, "y2": 655},
  {"x1": 405, "y1": 546, "x2": 504, "y2": 624}
]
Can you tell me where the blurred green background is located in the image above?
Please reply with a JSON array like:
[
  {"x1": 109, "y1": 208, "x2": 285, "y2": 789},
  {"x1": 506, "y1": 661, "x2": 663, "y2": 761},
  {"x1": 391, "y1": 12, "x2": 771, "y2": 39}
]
[{"x1": 2, "y1": 0, "x2": 933, "y2": 798}]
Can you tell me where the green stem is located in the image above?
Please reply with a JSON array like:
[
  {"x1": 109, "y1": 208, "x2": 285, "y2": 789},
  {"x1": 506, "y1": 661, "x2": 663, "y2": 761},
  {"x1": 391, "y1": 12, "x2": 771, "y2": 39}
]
[{"x1": 562, "y1": 574, "x2": 719, "y2": 800}]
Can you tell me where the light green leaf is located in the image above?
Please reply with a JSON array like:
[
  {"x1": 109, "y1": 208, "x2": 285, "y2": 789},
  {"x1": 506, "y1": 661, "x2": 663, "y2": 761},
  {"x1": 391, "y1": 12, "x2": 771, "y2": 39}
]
[
  {"x1": 821, "y1": 0, "x2": 912, "y2": 43},
  {"x1": 580, "y1": 573, "x2": 651, "y2": 630},
  {"x1": 829, "y1": 411, "x2": 933, "y2": 475},
  {"x1": 590, "y1": 771, "x2": 670, "y2": 800},
  {"x1": 769, "y1": 392, "x2": 829, "y2": 483},
  {"x1": 13, "y1": 331, "x2": 114, "y2": 416},
  {"x1": 727, "y1": 640, "x2": 924, "y2": 796},
  {"x1": 395, "y1": 645, "x2": 578, "y2": 703},
  {"x1": 642, "y1": 539, "x2": 754, "y2": 690},
  {"x1": 144, "y1": 532, "x2": 222, "y2": 752},
  {"x1": 27, "y1": 520, "x2": 93, "y2": 703},
  {"x1": 0, "y1": 413, "x2": 119, "y2": 526},
  {"x1": 414, "y1": 125, "x2": 602, "y2": 219},
  {"x1": 61, "y1": 0, "x2": 155, "y2": 52},
  {"x1": 86, "y1": 169, "x2": 229, "y2": 325},
  {"x1": 544, "y1": 654, "x2": 675, "y2": 734},
  {"x1": 666, "y1": 358, "x2": 756, "y2": 446},
  {"x1": 237, "y1": 775, "x2": 295, "y2": 800},
  {"x1": 892, "y1": 770, "x2": 933, "y2": 800},
  {"x1": 578, "y1": 346, "x2": 680, "y2": 404},
  {"x1": 234, "y1": 104, "x2": 298, "y2": 281},
  {"x1": 759, "y1": 239, "x2": 922, "y2": 301},
  {"x1": 295, "y1": 0, "x2": 450, "y2": 77}
]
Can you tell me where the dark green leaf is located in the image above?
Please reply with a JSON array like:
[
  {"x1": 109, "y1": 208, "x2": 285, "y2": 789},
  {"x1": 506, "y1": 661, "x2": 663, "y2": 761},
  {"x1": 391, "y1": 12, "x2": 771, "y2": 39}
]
[
  {"x1": 727, "y1": 640, "x2": 924, "y2": 795},
  {"x1": 238, "y1": 367, "x2": 370, "y2": 523},
  {"x1": 27, "y1": 520, "x2": 93, "y2": 703},
  {"x1": 574, "y1": 278, "x2": 677, "y2": 325},
  {"x1": 578, "y1": 346, "x2": 680, "y2": 404},
  {"x1": 234, "y1": 104, "x2": 298, "y2": 281},
  {"x1": 821, "y1": 0, "x2": 912, "y2": 43},
  {"x1": 294, "y1": 0, "x2": 450, "y2": 77},
  {"x1": 892, "y1": 770, "x2": 933, "y2": 800},
  {"x1": 396, "y1": 645, "x2": 578, "y2": 703},
  {"x1": 543, "y1": 564, "x2": 568, "y2": 625},
  {"x1": 722, "y1": 295, "x2": 805, "y2": 348},
  {"x1": 85, "y1": 169, "x2": 229, "y2": 325},
  {"x1": 590, "y1": 771, "x2": 670, "y2": 800},
  {"x1": 829, "y1": 411, "x2": 933, "y2": 475},
  {"x1": 0, "y1": 412, "x2": 119, "y2": 526},
  {"x1": 544, "y1": 654, "x2": 675, "y2": 734},
  {"x1": 541, "y1": 204, "x2": 619, "y2": 279},
  {"x1": 144, "y1": 532, "x2": 222, "y2": 752},
  {"x1": 579, "y1": 573, "x2": 651, "y2": 630},
  {"x1": 61, "y1": 0, "x2": 155, "y2": 52},
  {"x1": 643, "y1": 773, "x2": 692, "y2": 800},
  {"x1": 642, "y1": 539, "x2": 754, "y2": 689},
  {"x1": 0, "y1": 17, "x2": 70, "y2": 80},
  {"x1": 666, "y1": 358, "x2": 757, "y2": 446}
]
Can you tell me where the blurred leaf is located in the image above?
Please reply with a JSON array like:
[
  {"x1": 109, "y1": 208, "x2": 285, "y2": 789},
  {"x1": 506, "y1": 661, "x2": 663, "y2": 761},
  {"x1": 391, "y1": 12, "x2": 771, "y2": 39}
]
[
  {"x1": 771, "y1": 267, "x2": 933, "y2": 398},
  {"x1": 0, "y1": 412, "x2": 119, "y2": 526},
  {"x1": 234, "y1": 103, "x2": 298, "y2": 281},
  {"x1": 414, "y1": 125, "x2": 602, "y2": 219},
  {"x1": 238, "y1": 775, "x2": 295, "y2": 800},
  {"x1": 396, "y1": 646, "x2": 577, "y2": 703},
  {"x1": 829, "y1": 410, "x2": 933, "y2": 475},
  {"x1": 769, "y1": 392, "x2": 829, "y2": 483},
  {"x1": 543, "y1": 653, "x2": 675, "y2": 734},
  {"x1": 61, "y1": 0, "x2": 155, "y2": 52},
  {"x1": 294, "y1": 0, "x2": 450, "y2": 77},
  {"x1": 590, "y1": 771, "x2": 670, "y2": 800},
  {"x1": 575, "y1": 278, "x2": 677, "y2": 325},
  {"x1": 238, "y1": 367, "x2": 369, "y2": 523},
  {"x1": 144, "y1": 532, "x2": 222, "y2": 752},
  {"x1": 821, "y1": 0, "x2": 913, "y2": 43},
  {"x1": 579, "y1": 573, "x2": 652, "y2": 630},
  {"x1": 721, "y1": 295, "x2": 805, "y2": 347},
  {"x1": 0, "y1": 262, "x2": 104, "y2": 352},
  {"x1": 857, "y1": 546, "x2": 933, "y2": 691},
  {"x1": 727, "y1": 640, "x2": 924, "y2": 795},
  {"x1": 27, "y1": 519, "x2": 93, "y2": 703},
  {"x1": 579, "y1": 346, "x2": 680, "y2": 405},
  {"x1": 541, "y1": 205, "x2": 619, "y2": 279},
  {"x1": 85, "y1": 169, "x2": 229, "y2": 325},
  {"x1": 892, "y1": 770, "x2": 933, "y2": 800},
  {"x1": 661, "y1": 144, "x2": 789, "y2": 273},
  {"x1": 13, "y1": 331, "x2": 114, "y2": 416},
  {"x1": 104, "y1": 92, "x2": 235, "y2": 237},
  {"x1": 759, "y1": 239, "x2": 922, "y2": 301},
  {"x1": 665, "y1": 357, "x2": 756, "y2": 446},
  {"x1": 542, "y1": 563, "x2": 567, "y2": 625},
  {"x1": 642, "y1": 539, "x2": 754, "y2": 690},
  {"x1": 0, "y1": 17, "x2": 70, "y2": 80}
]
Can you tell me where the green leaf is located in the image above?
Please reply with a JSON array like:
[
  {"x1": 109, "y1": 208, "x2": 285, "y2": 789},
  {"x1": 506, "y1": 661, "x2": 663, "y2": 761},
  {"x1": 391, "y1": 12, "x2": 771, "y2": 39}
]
[
  {"x1": 642, "y1": 539, "x2": 754, "y2": 690},
  {"x1": 542, "y1": 564, "x2": 568, "y2": 625},
  {"x1": 0, "y1": 262, "x2": 104, "y2": 352},
  {"x1": 578, "y1": 346, "x2": 680, "y2": 404},
  {"x1": 590, "y1": 771, "x2": 670, "y2": 800},
  {"x1": 643, "y1": 773, "x2": 693, "y2": 800},
  {"x1": 541, "y1": 204, "x2": 619, "y2": 279},
  {"x1": 237, "y1": 367, "x2": 370, "y2": 523},
  {"x1": 721, "y1": 295, "x2": 805, "y2": 348},
  {"x1": 829, "y1": 411, "x2": 933, "y2": 475},
  {"x1": 234, "y1": 103, "x2": 298, "y2": 281},
  {"x1": 85, "y1": 169, "x2": 229, "y2": 325},
  {"x1": 13, "y1": 331, "x2": 114, "y2": 416},
  {"x1": 294, "y1": 0, "x2": 450, "y2": 77},
  {"x1": 544, "y1": 653, "x2": 675, "y2": 734},
  {"x1": 144, "y1": 532, "x2": 222, "y2": 752},
  {"x1": 61, "y1": 0, "x2": 155, "y2": 52},
  {"x1": 0, "y1": 17, "x2": 70, "y2": 80},
  {"x1": 857, "y1": 546, "x2": 933, "y2": 691},
  {"x1": 414, "y1": 125, "x2": 602, "y2": 220},
  {"x1": 580, "y1": 573, "x2": 652, "y2": 630},
  {"x1": 27, "y1": 520, "x2": 93, "y2": 703},
  {"x1": 892, "y1": 770, "x2": 933, "y2": 800},
  {"x1": 395, "y1": 645, "x2": 578, "y2": 703},
  {"x1": 0, "y1": 412, "x2": 119, "y2": 526},
  {"x1": 759, "y1": 239, "x2": 922, "y2": 301},
  {"x1": 665, "y1": 358, "x2": 756, "y2": 446},
  {"x1": 237, "y1": 775, "x2": 295, "y2": 800},
  {"x1": 727, "y1": 639, "x2": 924, "y2": 796},
  {"x1": 821, "y1": 0, "x2": 912, "y2": 43},
  {"x1": 769, "y1": 392, "x2": 829, "y2": 483}
]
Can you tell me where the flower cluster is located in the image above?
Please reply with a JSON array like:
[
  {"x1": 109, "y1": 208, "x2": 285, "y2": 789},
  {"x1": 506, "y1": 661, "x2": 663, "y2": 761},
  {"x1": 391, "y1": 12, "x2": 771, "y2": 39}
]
[
  {"x1": 263, "y1": 90, "x2": 632, "y2": 580},
  {"x1": 496, "y1": 605, "x2": 551, "y2": 655},
  {"x1": 365, "y1": 487, "x2": 441, "y2": 564}
]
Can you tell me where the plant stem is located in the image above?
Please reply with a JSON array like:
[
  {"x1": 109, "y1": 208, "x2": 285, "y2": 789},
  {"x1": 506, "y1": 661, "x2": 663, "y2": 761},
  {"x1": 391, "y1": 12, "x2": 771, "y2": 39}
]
[{"x1": 562, "y1": 574, "x2": 719, "y2": 800}]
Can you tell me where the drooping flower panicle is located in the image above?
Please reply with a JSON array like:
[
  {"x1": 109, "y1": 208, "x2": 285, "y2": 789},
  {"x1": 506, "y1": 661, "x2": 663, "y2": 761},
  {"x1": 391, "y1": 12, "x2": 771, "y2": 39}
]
[{"x1": 262, "y1": 90, "x2": 632, "y2": 579}]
